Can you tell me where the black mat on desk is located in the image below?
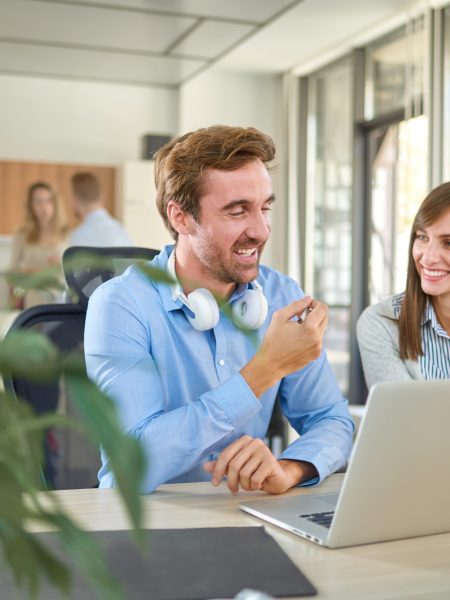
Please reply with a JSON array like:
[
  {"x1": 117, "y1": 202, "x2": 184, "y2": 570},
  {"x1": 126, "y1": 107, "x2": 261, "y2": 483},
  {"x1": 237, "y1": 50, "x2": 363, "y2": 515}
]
[{"x1": 0, "y1": 527, "x2": 317, "y2": 599}]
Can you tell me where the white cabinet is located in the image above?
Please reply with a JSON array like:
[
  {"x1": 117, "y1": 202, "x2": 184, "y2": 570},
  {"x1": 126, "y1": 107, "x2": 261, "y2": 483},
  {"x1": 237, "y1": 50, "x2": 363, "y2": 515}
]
[{"x1": 117, "y1": 160, "x2": 172, "y2": 250}]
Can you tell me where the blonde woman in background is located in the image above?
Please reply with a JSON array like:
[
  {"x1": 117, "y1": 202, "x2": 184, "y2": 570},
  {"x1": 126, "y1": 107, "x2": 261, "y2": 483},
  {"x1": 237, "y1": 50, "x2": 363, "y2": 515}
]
[{"x1": 10, "y1": 181, "x2": 67, "y2": 308}]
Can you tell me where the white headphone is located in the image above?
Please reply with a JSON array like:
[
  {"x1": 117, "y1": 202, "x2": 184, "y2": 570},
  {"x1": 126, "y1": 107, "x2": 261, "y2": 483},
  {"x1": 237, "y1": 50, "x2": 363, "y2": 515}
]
[{"x1": 167, "y1": 251, "x2": 268, "y2": 331}]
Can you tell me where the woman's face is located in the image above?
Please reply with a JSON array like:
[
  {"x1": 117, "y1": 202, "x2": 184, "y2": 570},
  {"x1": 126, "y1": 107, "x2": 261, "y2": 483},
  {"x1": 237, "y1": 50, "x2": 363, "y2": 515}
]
[
  {"x1": 412, "y1": 208, "x2": 450, "y2": 303},
  {"x1": 30, "y1": 187, "x2": 55, "y2": 226}
]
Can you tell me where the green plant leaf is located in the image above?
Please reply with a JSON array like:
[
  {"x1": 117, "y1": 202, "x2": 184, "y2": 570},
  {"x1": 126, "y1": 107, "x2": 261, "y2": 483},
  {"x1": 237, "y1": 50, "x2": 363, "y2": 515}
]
[
  {"x1": 0, "y1": 392, "x2": 46, "y2": 490},
  {"x1": 0, "y1": 462, "x2": 123, "y2": 600},
  {"x1": 0, "y1": 463, "x2": 70, "y2": 597},
  {"x1": 64, "y1": 376, "x2": 145, "y2": 538},
  {"x1": 137, "y1": 261, "x2": 174, "y2": 286},
  {"x1": 0, "y1": 331, "x2": 59, "y2": 380},
  {"x1": 0, "y1": 519, "x2": 71, "y2": 598},
  {"x1": 0, "y1": 331, "x2": 85, "y2": 381},
  {"x1": 4, "y1": 266, "x2": 65, "y2": 292},
  {"x1": 0, "y1": 338, "x2": 145, "y2": 598}
]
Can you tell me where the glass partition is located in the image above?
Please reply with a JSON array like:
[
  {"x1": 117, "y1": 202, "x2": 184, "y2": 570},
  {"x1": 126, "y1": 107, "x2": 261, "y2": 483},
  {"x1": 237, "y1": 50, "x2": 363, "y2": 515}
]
[
  {"x1": 368, "y1": 115, "x2": 428, "y2": 304},
  {"x1": 444, "y1": 7, "x2": 450, "y2": 180},
  {"x1": 366, "y1": 24, "x2": 425, "y2": 120},
  {"x1": 305, "y1": 58, "x2": 353, "y2": 395}
]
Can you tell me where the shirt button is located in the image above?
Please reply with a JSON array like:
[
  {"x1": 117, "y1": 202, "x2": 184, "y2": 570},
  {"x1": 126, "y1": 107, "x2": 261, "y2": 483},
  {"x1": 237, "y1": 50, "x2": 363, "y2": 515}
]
[{"x1": 218, "y1": 359, "x2": 225, "y2": 366}]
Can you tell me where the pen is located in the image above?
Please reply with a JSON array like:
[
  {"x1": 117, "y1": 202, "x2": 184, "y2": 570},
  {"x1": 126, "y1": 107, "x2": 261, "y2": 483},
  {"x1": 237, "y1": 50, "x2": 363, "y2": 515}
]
[{"x1": 297, "y1": 305, "x2": 313, "y2": 324}]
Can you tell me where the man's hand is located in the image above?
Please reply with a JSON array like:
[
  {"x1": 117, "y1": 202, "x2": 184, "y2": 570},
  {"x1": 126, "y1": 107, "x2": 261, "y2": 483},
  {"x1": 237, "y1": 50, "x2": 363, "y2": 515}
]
[
  {"x1": 241, "y1": 297, "x2": 328, "y2": 397},
  {"x1": 203, "y1": 435, "x2": 317, "y2": 494}
]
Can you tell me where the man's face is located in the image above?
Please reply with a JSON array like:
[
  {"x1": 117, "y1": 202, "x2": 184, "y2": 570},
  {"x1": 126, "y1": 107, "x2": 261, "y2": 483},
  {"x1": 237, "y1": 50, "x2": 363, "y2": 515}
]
[{"x1": 188, "y1": 159, "x2": 274, "y2": 290}]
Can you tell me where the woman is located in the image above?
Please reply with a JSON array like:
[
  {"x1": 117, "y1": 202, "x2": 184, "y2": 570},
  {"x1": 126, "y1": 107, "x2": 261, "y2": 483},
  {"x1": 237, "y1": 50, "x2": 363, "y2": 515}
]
[
  {"x1": 9, "y1": 181, "x2": 67, "y2": 308},
  {"x1": 357, "y1": 182, "x2": 450, "y2": 389}
]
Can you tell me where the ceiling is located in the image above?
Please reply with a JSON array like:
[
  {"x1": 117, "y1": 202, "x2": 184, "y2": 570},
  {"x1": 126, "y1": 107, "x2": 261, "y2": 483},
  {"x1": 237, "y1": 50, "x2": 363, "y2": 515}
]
[
  {"x1": 217, "y1": 0, "x2": 414, "y2": 75},
  {"x1": 0, "y1": 0, "x2": 416, "y2": 89},
  {"x1": 0, "y1": 0, "x2": 301, "y2": 88}
]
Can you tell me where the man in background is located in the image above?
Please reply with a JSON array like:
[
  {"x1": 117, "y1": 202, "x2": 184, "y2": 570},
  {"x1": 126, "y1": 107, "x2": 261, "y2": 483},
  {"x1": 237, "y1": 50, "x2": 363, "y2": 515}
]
[{"x1": 68, "y1": 172, "x2": 133, "y2": 247}]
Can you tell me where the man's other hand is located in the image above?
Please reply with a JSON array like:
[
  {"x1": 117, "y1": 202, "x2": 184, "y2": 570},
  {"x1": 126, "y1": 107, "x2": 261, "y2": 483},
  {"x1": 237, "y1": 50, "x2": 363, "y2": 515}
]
[{"x1": 203, "y1": 435, "x2": 317, "y2": 494}]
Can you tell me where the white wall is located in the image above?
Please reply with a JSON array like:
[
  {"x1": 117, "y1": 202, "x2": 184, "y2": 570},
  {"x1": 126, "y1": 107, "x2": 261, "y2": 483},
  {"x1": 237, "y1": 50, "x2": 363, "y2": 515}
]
[
  {"x1": 0, "y1": 69, "x2": 287, "y2": 271},
  {"x1": 0, "y1": 74, "x2": 178, "y2": 164},
  {"x1": 179, "y1": 69, "x2": 287, "y2": 274}
]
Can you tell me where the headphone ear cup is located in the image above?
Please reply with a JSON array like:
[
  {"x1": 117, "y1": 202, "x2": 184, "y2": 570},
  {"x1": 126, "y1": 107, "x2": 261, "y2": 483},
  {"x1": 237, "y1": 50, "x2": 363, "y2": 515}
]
[
  {"x1": 232, "y1": 288, "x2": 268, "y2": 330},
  {"x1": 186, "y1": 288, "x2": 220, "y2": 331}
]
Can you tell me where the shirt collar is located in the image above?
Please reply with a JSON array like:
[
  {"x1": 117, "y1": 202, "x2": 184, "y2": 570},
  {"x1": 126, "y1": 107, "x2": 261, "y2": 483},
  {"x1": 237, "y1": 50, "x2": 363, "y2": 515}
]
[
  {"x1": 391, "y1": 292, "x2": 404, "y2": 319},
  {"x1": 424, "y1": 300, "x2": 450, "y2": 337},
  {"x1": 390, "y1": 293, "x2": 449, "y2": 337},
  {"x1": 152, "y1": 245, "x2": 180, "y2": 313},
  {"x1": 423, "y1": 300, "x2": 434, "y2": 325}
]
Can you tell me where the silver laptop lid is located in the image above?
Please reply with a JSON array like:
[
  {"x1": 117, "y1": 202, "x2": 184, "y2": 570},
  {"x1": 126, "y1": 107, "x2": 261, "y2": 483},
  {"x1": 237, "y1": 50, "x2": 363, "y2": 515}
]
[
  {"x1": 327, "y1": 380, "x2": 450, "y2": 547},
  {"x1": 240, "y1": 381, "x2": 450, "y2": 549}
]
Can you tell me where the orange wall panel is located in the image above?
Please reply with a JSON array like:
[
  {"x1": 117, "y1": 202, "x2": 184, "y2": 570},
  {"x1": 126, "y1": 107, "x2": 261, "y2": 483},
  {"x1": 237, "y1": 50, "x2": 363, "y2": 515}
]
[{"x1": 0, "y1": 160, "x2": 116, "y2": 235}]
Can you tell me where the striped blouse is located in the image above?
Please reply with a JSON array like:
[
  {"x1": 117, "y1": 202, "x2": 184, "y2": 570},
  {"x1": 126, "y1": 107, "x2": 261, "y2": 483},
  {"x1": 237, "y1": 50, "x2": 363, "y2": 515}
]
[{"x1": 392, "y1": 293, "x2": 450, "y2": 379}]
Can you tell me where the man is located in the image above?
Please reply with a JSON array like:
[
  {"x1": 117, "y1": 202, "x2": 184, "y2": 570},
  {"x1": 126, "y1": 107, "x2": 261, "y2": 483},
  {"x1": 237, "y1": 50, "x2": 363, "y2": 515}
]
[
  {"x1": 85, "y1": 125, "x2": 353, "y2": 494},
  {"x1": 68, "y1": 172, "x2": 133, "y2": 247}
]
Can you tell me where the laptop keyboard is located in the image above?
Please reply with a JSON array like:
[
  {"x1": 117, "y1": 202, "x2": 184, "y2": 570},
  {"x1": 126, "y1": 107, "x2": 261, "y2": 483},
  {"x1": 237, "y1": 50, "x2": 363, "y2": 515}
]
[{"x1": 299, "y1": 511, "x2": 335, "y2": 529}]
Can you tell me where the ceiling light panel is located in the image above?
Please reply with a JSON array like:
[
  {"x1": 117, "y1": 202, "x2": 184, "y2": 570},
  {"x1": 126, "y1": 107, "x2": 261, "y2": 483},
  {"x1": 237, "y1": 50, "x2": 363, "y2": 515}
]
[
  {"x1": 0, "y1": 40, "x2": 205, "y2": 85},
  {"x1": 0, "y1": 0, "x2": 196, "y2": 53},
  {"x1": 58, "y1": 0, "x2": 296, "y2": 24}
]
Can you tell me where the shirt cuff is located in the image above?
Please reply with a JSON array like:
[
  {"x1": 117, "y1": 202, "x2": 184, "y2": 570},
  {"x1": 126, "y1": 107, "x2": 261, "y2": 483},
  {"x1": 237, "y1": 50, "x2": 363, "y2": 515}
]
[{"x1": 280, "y1": 443, "x2": 346, "y2": 486}]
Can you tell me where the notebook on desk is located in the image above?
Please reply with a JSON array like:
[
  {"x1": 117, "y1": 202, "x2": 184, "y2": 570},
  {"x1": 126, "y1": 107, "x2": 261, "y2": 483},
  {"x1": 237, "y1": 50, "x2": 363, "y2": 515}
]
[{"x1": 240, "y1": 380, "x2": 450, "y2": 548}]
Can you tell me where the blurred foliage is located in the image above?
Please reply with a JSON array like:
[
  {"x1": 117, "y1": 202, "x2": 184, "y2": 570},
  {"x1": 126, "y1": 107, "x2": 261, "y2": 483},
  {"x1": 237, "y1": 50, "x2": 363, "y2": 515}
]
[
  {"x1": 0, "y1": 250, "x2": 257, "y2": 598},
  {"x1": 0, "y1": 262, "x2": 148, "y2": 599}
]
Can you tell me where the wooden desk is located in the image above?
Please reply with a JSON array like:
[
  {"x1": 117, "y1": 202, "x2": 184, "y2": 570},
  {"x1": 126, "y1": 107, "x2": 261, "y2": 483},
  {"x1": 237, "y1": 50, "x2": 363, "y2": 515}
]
[{"x1": 39, "y1": 474, "x2": 450, "y2": 600}]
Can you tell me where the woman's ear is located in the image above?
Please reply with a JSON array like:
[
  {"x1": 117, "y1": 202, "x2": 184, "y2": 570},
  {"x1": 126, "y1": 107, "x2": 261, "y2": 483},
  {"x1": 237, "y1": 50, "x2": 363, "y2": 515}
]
[{"x1": 167, "y1": 200, "x2": 196, "y2": 236}]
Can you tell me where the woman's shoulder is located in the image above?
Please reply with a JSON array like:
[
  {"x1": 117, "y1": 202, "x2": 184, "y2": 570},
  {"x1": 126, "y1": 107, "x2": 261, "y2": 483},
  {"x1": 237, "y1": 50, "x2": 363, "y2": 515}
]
[
  {"x1": 361, "y1": 293, "x2": 404, "y2": 321},
  {"x1": 10, "y1": 229, "x2": 29, "y2": 251},
  {"x1": 357, "y1": 294, "x2": 403, "y2": 340}
]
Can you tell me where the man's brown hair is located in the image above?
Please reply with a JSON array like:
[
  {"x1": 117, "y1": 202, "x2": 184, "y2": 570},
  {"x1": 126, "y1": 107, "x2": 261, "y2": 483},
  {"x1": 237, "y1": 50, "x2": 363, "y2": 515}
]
[
  {"x1": 71, "y1": 172, "x2": 101, "y2": 205},
  {"x1": 398, "y1": 181, "x2": 450, "y2": 359},
  {"x1": 154, "y1": 125, "x2": 276, "y2": 240}
]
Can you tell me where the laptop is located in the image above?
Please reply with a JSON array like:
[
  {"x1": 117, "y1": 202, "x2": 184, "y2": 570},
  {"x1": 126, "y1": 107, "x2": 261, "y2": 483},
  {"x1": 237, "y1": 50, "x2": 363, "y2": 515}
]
[{"x1": 240, "y1": 380, "x2": 450, "y2": 548}]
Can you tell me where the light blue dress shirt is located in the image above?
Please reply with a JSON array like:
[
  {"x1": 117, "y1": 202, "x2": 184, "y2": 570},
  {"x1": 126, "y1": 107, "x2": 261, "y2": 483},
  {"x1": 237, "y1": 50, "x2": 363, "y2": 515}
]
[
  {"x1": 68, "y1": 208, "x2": 133, "y2": 247},
  {"x1": 85, "y1": 245, "x2": 354, "y2": 493}
]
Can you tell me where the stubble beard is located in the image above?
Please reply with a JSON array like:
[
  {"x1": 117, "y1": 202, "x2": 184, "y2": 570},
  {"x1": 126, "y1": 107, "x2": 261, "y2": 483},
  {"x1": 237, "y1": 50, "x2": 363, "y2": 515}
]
[{"x1": 199, "y1": 239, "x2": 265, "y2": 287}]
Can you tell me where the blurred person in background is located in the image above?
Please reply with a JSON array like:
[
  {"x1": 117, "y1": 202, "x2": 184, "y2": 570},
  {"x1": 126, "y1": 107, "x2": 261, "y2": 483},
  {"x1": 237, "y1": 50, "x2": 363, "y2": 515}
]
[
  {"x1": 68, "y1": 172, "x2": 133, "y2": 247},
  {"x1": 9, "y1": 181, "x2": 67, "y2": 309}
]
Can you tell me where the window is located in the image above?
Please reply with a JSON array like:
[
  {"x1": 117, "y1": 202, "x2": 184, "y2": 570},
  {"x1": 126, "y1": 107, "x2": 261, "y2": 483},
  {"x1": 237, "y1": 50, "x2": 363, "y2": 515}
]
[
  {"x1": 368, "y1": 115, "x2": 428, "y2": 303},
  {"x1": 305, "y1": 58, "x2": 353, "y2": 395},
  {"x1": 444, "y1": 7, "x2": 450, "y2": 180},
  {"x1": 365, "y1": 24, "x2": 425, "y2": 119}
]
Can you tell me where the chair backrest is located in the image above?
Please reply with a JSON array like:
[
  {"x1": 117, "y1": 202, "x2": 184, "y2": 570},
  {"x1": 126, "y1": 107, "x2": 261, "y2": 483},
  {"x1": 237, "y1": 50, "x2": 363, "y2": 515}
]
[
  {"x1": 63, "y1": 245, "x2": 159, "y2": 308},
  {"x1": 3, "y1": 304, "x2": 97, "y2": 489}
]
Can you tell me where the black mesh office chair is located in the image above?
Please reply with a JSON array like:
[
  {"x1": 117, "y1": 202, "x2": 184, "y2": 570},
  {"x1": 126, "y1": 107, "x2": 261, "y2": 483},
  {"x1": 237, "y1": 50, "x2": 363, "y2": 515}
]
[
  {"x1": 3, "y1": 246, "x2": 159, "y2": 489},
  {"x1": 63, "y1": 246, "x2": 159, "y2": 309}
]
